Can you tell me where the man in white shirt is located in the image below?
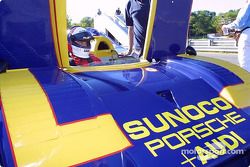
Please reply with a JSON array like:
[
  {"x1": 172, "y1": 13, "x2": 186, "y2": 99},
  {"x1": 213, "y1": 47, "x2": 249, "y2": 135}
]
[{"x1": 222, "y1": 0, "x2": 250, "y2": 72}]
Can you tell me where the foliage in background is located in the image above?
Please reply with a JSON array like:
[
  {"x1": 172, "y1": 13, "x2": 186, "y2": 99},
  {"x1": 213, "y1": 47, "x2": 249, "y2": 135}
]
[
  {"x1": 67, "y1": 16, "x2": 94, "y2": 29},
  {"x1": 189, "y1": 10, "x2": 216, "y2": 38},
  {"x1": 189, "y1": 9, "x2": 239, "y2": 38},
  {"x1": 67, "y1": 15, "x2": 73, "y2": 28},
  {"x1": 212, "y1": 9, "x2": 239, "y2": 33},
  {"x1": 67, "y1": 9, "x2": 239, "y2": 38},
  {"x1": 78, "y1": 17, "x2": 94, "y2": 28}
]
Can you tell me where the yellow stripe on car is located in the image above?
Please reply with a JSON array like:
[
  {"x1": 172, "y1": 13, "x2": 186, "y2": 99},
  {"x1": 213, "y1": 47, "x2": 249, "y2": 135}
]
[{"x1": 0, "y1": 69, "x2": 131, "y2": 166}]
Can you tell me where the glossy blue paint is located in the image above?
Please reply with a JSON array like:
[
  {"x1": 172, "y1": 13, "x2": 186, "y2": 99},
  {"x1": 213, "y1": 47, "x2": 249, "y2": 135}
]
[
  {"x1": 78, "y1": 153, "x2": 124, "y2": 167},
  {"x1": 27, "y1": 57, "x2": 250, "y2": 166},
  {"x1": 0, "y1": 0, "x2": 57, "y2": 69},
  {"x1": 244, "y1": 107, "x2": 250, "y2": 115},
  {"x1": 75, "y1": 60, "x2": 243, "y2": 98},
  {"x1": 1, "y1": 0, "x2": 250, "y2": 166},
  {"x1": 71, "y1": 61, "x2": 250, "y2": 166},
  {"x1": 71, "y1": 62, "x2": 242, "y2": 118},
  {"x1": 30, "y1": 57, "x2": 243, "y2": 126},
  {"x1": 147, "y1": 0, "x2": 193, "y2": 60},
  {"x1": 167, "y1": 58, "x2": 243, "y2": 91},
  {"x1": 30, "y1": 68, "x2": 107, "y2": 125}
]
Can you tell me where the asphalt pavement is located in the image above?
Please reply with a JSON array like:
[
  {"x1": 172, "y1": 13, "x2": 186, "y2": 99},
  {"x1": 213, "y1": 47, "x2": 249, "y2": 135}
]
[{"x1": 197, "y1": 52, "x2": 239, "y2": 66}]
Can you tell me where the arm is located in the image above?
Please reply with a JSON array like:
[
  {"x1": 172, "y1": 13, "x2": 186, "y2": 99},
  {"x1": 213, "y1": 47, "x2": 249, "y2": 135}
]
[
  {"x1": 125, "y1": 1, "x2": 134, "y2": 55},
  {"x1": 224, "y1": 3, "x2": 250, "y2": 30},
  {"x1": 127, "y1": 26, "x2": 134, "y2": 55}
]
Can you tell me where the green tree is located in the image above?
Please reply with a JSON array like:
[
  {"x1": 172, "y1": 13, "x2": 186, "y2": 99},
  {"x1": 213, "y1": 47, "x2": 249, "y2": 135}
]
[
  {"x1": 212, "y1": 9, "x2": 239, "y2": 33},
  {"x1": 67, "y1": 15, "x2": 73, "y2": 29},
  {"x1": 223, "y1": 9, "x2": 239, "y2": 23},
  {"x1": 66, "y1": 16, "x2": 94, "y2": 29},
  {"x1": 189, "y1": 9, "x2": 240, "y2": 38},
  {"x1": 79, "y1": 17, "x2": 94, "y2": 28},
  {"x1": 189, "y1": 10, "x2": 216, "y2": 38}
]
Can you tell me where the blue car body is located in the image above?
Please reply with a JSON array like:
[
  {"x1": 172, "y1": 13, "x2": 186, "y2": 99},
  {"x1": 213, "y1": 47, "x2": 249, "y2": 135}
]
[{"x1": 1, "y1": 0, "x2": 250, "y2": 166}]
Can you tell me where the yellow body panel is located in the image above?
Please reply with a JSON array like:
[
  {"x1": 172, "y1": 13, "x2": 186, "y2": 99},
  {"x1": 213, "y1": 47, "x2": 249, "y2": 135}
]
[
  {"x1": 0, "y1": 69, "x2": 131, "y2": 166},
  {"x1": 90, "y1": 36, "x2": 116, "y2": 57},
  {"x1": 49, "y1": 0, "x2": 69, "y2": 68},
  {"x1": 142, "y1": 0, "x2": 157, "y2": 60}
]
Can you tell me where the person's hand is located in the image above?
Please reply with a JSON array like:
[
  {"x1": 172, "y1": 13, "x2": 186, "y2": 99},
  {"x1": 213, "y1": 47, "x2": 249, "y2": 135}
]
[{"x1": 221, "y1": 25, "x2": 229, "y2": 35}]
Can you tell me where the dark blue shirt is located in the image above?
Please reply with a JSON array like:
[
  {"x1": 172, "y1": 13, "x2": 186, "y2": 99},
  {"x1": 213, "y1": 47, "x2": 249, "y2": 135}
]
[{"x1": 125, "y1": 0, "x2": 150, "y2": 50}]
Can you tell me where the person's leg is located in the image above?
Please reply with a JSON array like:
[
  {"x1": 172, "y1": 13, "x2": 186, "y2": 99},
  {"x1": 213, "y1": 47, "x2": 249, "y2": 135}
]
[{"x1": 238, "y1": 29, "x2": 250, "y2": 72}]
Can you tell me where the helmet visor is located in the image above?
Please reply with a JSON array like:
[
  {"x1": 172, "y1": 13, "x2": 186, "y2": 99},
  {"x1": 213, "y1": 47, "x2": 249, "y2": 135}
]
[
  {"x1": 73, "y1": 31, "x2": 94, "y2": 41},
  {"x1": 75, "y1": 41, "x2": 89, "y2": 48}
]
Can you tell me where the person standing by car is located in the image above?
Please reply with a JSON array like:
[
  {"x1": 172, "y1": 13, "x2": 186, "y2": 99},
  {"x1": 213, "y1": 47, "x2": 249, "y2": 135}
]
[
  {"x1": 124, "y1": 0, "x2": 150, "y2": 59},
  {"x1": 222, "y1": 0, "x2": 250, "y2": 72}
]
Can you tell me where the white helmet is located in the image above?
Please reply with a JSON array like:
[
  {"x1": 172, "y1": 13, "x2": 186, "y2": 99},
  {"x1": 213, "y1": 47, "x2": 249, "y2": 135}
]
[{"x1": 69, "y1": 26, "x2": 94, "y2": 58}]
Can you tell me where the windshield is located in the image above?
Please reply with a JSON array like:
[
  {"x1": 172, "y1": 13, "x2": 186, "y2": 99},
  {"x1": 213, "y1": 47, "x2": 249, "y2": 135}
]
[{"x1": 66, "y1": 0, "x2": 150, "y2": 67}]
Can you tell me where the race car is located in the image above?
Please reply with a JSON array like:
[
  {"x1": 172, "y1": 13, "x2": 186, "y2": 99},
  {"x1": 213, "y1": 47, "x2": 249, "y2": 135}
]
[{"x1": 1, "y1": 0, "x2": 250, "y2": 166}]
